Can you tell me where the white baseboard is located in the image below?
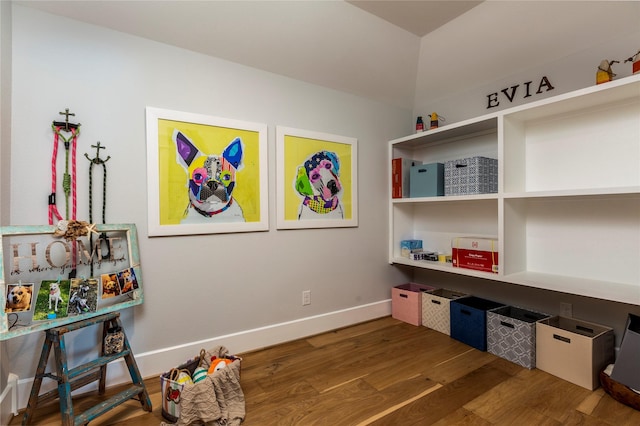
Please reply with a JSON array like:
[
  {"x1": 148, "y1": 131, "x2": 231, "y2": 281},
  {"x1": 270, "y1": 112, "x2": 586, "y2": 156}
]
[{"x1": 15, "y1": 299, "x2": 391, "y2": 411}]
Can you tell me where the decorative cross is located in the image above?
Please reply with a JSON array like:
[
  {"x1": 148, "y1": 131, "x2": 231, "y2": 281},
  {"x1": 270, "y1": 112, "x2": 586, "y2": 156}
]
[{"x1": 58, "y1": 108, "x2": 75, "y2": 131}]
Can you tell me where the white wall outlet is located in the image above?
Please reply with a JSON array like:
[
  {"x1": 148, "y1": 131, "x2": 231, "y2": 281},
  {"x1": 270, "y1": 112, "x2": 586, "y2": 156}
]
[
  {"x1": 560, "y1": 302, "x2": 572, "y2": 318},
  {"x1": 302, "y1": 290, "x2": 311, "y2": 306}
]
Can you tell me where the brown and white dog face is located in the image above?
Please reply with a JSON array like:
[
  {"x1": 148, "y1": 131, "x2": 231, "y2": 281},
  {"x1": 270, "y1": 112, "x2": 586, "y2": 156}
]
[
  {"x1": 6, "y1": 284, "x2": 33, "y2": 312},
  {"x1": 101, "y1": 274, "x2": 120, "y2": 298}
]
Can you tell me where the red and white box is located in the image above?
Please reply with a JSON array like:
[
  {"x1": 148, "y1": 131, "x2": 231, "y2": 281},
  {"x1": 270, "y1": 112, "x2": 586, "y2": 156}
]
[{"x1": 451, "y1": 236, "x2": 498, "y2": 273}]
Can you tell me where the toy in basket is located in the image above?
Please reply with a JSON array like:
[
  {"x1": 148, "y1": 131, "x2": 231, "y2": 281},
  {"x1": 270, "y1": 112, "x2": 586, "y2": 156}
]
[{"x1": 160, "y1": 346, "x2": 242, "y2": 423}]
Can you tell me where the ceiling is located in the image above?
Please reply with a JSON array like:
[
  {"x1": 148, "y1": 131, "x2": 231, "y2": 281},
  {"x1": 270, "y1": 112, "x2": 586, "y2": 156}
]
[
  {"x1": 14, "y1": 0, "x2": 482, "y2": 109},
  {"x1": 347, "y1": 1, "x2": 482, "y2": 37},
  {"x1": 13, "y1": 1, "x2": 637, "y2": 112}
]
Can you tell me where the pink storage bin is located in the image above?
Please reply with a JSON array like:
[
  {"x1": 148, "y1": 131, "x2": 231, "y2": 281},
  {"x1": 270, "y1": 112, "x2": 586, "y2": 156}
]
[{"x1": 392, "y1": 283, "x2": 437, "y2": 326}]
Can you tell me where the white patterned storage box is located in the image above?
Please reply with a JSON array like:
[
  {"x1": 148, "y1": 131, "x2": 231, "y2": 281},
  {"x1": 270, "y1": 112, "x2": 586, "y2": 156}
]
[
  {"x1": 444, "y1": 156, "x2": 497, "y2": 196},
  {"x1": 421, "y1": 289, "x2": 468, "y2": 335},
  {"x1": 486, "y1": 306, "x2": 550, "y2": 369}
]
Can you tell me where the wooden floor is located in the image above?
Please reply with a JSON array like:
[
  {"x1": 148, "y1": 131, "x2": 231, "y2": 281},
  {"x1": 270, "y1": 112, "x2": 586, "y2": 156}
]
[{"x1": 11, "y1": 316, "x2": 640, "y2": 425}]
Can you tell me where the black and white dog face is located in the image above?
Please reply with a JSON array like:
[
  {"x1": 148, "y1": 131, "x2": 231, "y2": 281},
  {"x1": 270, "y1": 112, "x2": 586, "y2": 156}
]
[
  {"x1": 173, "y1": 130, "x2": 245, "y2": 223},
  {"x1": 295, "y1": 150, "x2": 343, "y2": 219}
]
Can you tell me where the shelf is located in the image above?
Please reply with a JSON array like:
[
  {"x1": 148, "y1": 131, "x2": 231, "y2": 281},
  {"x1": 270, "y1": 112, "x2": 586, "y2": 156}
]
[
  {"x1": 390, "y1": 115, "x2": 498, "y2": 148},
  {"x1": 390, "y1": 256, "x2": 500, "y2": 280},
  {"x1": 503, "y1": 271, "x2": 640, "y2": 306},
  {"x1": 503, "y1": 186, "x2": 640, "y2": 200},
  {"x1": 389, "y1": 75, "x2": 640, "y2": 306},
  {"x1": 502, "y1": 74, "x2": 640, "y2": 123},
  {"x1": 392, "y1": 193, "x2": 499, "y2": 203}
]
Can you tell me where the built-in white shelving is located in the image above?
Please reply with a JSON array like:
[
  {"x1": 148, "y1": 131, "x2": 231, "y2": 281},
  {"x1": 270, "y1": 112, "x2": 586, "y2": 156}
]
[{"x1": 389, "y1": 74, "x2": 640, "y2": 306}]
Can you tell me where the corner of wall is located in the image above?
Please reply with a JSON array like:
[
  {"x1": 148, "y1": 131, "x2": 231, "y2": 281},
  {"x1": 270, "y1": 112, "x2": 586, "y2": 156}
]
[{"x1": 0, "y1": 0, "x2": 13, "y2": 227}]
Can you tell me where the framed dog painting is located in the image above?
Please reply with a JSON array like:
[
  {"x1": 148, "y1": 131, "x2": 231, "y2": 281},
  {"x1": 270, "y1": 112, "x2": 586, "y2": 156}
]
[
  {"x1": 276, "y1": 127, "x2": 358, "y2": 229},
  {"x1": 146, "y1": 107, "x2": 269, "y2": 236}
]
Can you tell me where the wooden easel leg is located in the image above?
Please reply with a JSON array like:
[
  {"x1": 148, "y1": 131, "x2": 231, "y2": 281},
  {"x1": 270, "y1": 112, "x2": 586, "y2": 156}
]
[
  {"x1": 22, "y1": 334, "x2": 53, "y2": 425},
  {"x1": 116, "y1": 316, "x2": 152, "y2": 412},
  {"x1": 52, "y1": 334, "x2": 74, "y2": 426}
]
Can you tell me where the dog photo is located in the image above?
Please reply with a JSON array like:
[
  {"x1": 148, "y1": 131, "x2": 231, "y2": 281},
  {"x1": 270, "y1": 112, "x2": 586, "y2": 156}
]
[
  {"x1": 173, "y1": 130, "x2": 245, "y2": 224},
  {"x1": 33, "y1": 279, "x2": 70, "y2": 321},
  {"x1": 67, "y1": 278, "x2": 98, "y2": 316},
  {"x1": 295, "y1": 150, "x2": 344, "y2": 220},
  {"x1": 117, "y1": 268, "x2": 139, "y2": 294},
  {"x1": 5, "y1": 283, "x2": 34, "y2": 313},
  {"x1": 101, "y1": 273, "x2": 121, "y2": 299}
]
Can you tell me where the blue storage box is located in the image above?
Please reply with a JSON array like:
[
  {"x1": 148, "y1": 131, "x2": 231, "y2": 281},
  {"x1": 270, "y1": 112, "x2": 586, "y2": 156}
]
[
  {"x1": 409, "y1": 163, "x2": 444, "y2": 197},
  {"x1": 450, "y1": 296, "x2": 505, "y2": 351}
]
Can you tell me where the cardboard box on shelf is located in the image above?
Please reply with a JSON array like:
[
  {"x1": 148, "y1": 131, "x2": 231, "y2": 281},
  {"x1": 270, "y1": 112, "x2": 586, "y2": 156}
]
[
  {"x1": 452, "y1": 236, "x2": 498, "y2": 273},
  {"x1": 392, "y1": 158, "x2": 421, "y2": 198},
  {"x1": 444, "y1": 156, "x2": 497, "y2": 196},
  {"x1": 409, "y1": 163, "x2": 444, "y2": 198}
]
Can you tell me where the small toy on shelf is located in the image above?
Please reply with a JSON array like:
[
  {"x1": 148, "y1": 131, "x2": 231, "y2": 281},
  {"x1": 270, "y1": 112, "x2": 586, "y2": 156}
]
[
  {"x1": 596, "y1": 59, "x2": 619, "y2": 84},
  {"x1": 624, "y1": 49, "x2": 640, "y2": 75}
]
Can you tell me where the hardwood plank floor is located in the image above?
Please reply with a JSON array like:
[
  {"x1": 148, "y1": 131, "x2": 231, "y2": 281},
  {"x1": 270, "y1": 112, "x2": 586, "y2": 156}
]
[{"x1": 10, "y1": 316, "x2": 640, "y2": 425}]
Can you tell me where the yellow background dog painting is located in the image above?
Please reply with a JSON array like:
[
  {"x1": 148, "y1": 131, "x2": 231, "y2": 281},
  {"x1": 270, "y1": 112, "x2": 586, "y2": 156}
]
[
  {"x1": 282, "y1": 135, "x2": 353, "y2": 221},
  {"x1": 156, "y1": 119, "x2": 263, "y2": 225}
]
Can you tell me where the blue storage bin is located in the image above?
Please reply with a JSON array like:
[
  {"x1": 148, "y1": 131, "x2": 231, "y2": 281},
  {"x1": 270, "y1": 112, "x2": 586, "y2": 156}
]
[
  {"x1": 409, "y1": 163, "x2": 444, "y2": 197},
  {"x1": 450, "y1": 296, "x2": 505, "y2": 351}
]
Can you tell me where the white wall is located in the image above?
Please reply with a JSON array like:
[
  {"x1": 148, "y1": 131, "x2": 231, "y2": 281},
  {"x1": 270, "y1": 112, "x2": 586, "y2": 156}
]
[
  {"x1": 3, "y1": 4, "x2": 411, "y2": 410},
  {"x1": 411, "y1": 1, "x2": 640, "y2": 345},
  {"x1": 0, "y1": 1, "x2": 14, "y2": 421},
  {"x1": 414, "y1": 1, "x2": 640, "y2": 123}
]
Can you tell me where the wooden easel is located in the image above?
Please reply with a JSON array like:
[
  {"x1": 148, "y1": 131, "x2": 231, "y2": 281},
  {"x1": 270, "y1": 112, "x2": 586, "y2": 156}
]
[{"x1": 22, "y1": 312, "x2": 152, "y2": 425}]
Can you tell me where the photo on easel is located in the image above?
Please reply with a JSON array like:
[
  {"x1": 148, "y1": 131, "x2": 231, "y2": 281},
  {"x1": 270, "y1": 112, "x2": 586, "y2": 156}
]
[
  {"x1": 67, "y1": 278, "x2": 99, "y2": 316},
  {"x1": 33, "y1": 279, "x2": 71, "y2": 321},
  {"x1": 117, "y1": 267, "x2": 139, "y2": 294},
  {"x1": 5, "y1": 282, "x2": 35, "y2": 313},
  {"x1": 101, "y1": 273, "x2": 121, "y2": 299}
]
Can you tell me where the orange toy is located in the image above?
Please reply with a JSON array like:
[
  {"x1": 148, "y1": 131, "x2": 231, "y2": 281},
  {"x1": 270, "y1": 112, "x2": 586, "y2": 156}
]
[{"x1": 207, "y1": 357, "x2": 233, "y2": 375}]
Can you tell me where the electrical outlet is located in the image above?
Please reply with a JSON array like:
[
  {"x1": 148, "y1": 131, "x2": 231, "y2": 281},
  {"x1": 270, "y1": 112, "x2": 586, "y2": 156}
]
[
  {"x1": 560, "y1": 302, "x2": 572, "y2": 318},
  {"x1": 302, "y1": 290, "x2": 311, "y2": 306}
]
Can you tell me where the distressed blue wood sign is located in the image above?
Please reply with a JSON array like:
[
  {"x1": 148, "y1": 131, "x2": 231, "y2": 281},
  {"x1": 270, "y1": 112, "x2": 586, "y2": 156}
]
[{"x1": 0, "y1": 223, "x2": 144, "y2": 340}]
